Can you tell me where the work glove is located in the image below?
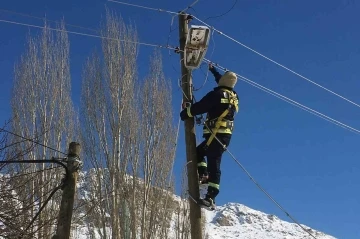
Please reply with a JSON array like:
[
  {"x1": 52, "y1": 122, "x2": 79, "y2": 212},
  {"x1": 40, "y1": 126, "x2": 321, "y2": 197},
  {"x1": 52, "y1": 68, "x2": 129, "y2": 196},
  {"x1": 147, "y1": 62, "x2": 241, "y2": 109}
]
[
  {"x1": 180, "y1": 102, "x2": 193, "y2": 121},
  {"x1": 208, "y1": 63, "x2": 218, "y2": 75}
]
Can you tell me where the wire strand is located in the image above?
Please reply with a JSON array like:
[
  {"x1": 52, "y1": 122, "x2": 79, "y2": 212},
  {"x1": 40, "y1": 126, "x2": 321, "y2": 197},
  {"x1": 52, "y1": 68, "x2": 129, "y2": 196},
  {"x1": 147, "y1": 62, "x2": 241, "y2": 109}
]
[
  {"x1": 201, "y1": 123, "x2": 317, "y2": 239},
  {"x1": 203, "y1": 0, "x2": 238, "y2": 21},
  {"x1": 192, "y1": 16, "x2": 360, "y2": 109},
  {"x1": 0, "y1": 19, "x2": 179, "y2": 51},
  {"x1": 166, "y1": 0, "x2": 200, "y2": 49},
  {"x1": 203, "y1": 58, "x2": 360, "y2": 135},
  {"x1": 21, "y1": 184, "x2": 63, "y2": 238},
  {"x1": 107, "y1": 0, "x2": 182, "y2": 15},
  {"x1": 180, "y1": 0, "x2": 200, "y2": 14},
  {"x1": 2, "y1": 165, "x2": 62, "y2": 180},
  {"x1": 0, "y1": 127, "x2": 67, "y2": 155},
  {"x1": 104, "y1": 0, "x2": 360, "y2": 109},
  {"x1": 0, "y1": 8, "x2": 99, "y2": 33}
]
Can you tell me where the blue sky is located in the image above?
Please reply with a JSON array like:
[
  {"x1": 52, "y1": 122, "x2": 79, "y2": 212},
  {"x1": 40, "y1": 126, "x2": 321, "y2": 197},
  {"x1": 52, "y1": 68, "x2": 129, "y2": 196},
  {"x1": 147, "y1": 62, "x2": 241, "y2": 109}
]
[{"x1": 1, "y1": 0, "x2": 359, "y2": 238}]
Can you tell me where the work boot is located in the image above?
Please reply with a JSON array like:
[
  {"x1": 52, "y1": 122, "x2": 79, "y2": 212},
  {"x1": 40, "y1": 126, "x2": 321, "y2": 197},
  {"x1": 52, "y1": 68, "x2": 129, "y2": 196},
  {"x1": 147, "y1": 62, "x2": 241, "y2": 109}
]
[{"x1": 198, "y1": 195, "x2": 215, "y2": 210}]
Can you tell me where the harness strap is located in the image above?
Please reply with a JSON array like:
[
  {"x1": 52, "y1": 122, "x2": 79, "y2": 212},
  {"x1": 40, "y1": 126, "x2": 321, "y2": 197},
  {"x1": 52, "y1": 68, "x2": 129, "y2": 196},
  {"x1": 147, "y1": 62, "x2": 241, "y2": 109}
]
[{"x1": 204, "y1": 89, "x2": 238, "y2": 148}]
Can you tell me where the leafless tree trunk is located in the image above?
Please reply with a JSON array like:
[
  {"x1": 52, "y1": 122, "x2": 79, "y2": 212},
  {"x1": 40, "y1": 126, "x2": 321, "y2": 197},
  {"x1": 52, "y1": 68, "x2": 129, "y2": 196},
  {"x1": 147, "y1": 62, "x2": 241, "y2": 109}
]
[
  {"x1": 137, "y1": 50, "x2": 177, "y2": 239},
  {"x1": 171, "y1": 161, "x2": 207, "y2": 239},
  {"x1": 80, "y1": 9, "x2": 177, "y2": 238},
  {"x1": 80, "y1": 8, "x2": 139, "y2": 239},
  {"x1": 173, "y1": 163, "x2": 191, "y2": 239},
  {"x1": 2, "y1": 20, "x2": 78, "y2": 238}
]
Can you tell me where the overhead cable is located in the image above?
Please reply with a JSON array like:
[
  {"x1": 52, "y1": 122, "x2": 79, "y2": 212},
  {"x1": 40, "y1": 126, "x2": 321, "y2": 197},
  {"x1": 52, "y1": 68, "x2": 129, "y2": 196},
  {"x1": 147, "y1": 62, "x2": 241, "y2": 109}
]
[
  {"x1": 106, "y1": 0, "x2": 360, "y2": 109},
  {"x1": 0, "y1": 19, "x2": 179, "y2": 51},
  {"x1": 2, "y1": 17, "x2": 358, "y2": 135},
  {"x1": 203, "y1": 58, "x2": 360, "y2": 135}
]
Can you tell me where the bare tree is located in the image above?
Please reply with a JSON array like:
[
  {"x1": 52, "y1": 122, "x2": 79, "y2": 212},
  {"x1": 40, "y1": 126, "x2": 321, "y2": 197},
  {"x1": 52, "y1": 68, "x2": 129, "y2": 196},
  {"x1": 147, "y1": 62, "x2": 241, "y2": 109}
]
[
  {"x1": 2, "y1": 20, "x2": 78, "y2": 238},
  {"x1": 173, "y1": 162, "x2": 191, "y2": 239},
  {"x1": 80, "y1": 8, "x2": 139, "y2": 239},
  {"x1": 0, "y1": 123, "x2": 10, "y2": 162},
  {"x1": 137, "y1": 50, "x2": 177, "y2": 239},
  {"x1": 80, "y1": 9, "x2": 177, "y2": 238},
  {"x1": 171, "y1": 159, "x2": 208, "y2": 239}
]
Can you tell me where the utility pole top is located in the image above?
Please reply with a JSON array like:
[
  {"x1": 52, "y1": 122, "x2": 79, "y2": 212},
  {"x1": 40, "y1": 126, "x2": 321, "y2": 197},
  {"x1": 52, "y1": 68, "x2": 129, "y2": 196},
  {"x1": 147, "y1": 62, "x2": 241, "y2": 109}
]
[{"x1": 68, "y1": 142, "x2": 81, "y2": 157}]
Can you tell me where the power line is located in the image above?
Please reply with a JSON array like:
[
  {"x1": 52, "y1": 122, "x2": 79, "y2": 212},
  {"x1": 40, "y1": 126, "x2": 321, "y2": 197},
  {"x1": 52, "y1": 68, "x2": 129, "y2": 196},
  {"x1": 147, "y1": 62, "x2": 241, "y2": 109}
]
[
  {"x1": 20, "y1": 184, "x2": 63, "y2": 239},
  {"x1": 0, "y1": 127, "x2": 67, "y2": 155},
  {"x1": 0, "y1": 6, "x2": 349, "y2": 237},
  {"x1": 203, "y1": 0, "x2": 238, "y2": 21},
  {"x1": 193, "y1": 16, "x2": 360, "y2": 109},
  {"x1": 166, "y1": 15, "x2": 178, "y2": 48},
  {"x1": 0, "y1": 19, "x2": 179, "y2": 51},
  {"x1": 0, "y1": 159, "x2": 67, "y2": 238},
  {"x1": 2, "y1": 14, "x2": 358, "y2": 135},
  {"x1": 0, "y1": 16, "x2": 186, "y2": 115},
  {"x1": 180, "y1": 0, "x2": 200, "y2": 14},
  {"x1": 200, "y1": 122, "x2": 318, "y2": 239},
  {"x1": 105, "y1": 0, "x2": 360, "y2": 109},
  {"x1": 107, "y1": 0, "x2": 181, "y2": 15},
  {"x1": 108, "y1": 0, "x2": 194, "y2": 55},
  {"x1": 166, "y1": 0, "x2": 200, "y2": 48},
  {"x1": 0, "y1": 138, "x2": 30, "y2": 151},
  {"x1": 0, "y1": 159, "x2": 68, "y2": 174},
  {"x1": 0, "y1": 8, "x2": 98, "y2": 33},
  {"x1": 183, "y1": 118, "x2": 319, "y2": 238},
  {"x1": 2, "y1": 165, "x2": 62, "y2": 180},
  {"x1": 0, "y1": 165, "x2": 62, "y2": 197},
  {"x1": 203, "y1": 58, "x2": 360, "y2": 135}
]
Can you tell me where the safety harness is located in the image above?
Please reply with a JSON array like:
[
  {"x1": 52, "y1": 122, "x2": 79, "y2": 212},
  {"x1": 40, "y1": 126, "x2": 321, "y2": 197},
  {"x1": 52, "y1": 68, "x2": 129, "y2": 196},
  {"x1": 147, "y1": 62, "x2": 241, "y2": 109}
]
[{"x1": 203, "y1": 88, "x2": 239, "y2": 148}]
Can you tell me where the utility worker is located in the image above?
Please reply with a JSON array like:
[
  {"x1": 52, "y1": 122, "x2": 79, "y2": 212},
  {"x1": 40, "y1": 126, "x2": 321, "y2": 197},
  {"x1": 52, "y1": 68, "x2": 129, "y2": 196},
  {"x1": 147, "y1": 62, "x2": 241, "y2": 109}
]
[{"x1": 180, "y1": 64, "x2": 239, "y2": 209}]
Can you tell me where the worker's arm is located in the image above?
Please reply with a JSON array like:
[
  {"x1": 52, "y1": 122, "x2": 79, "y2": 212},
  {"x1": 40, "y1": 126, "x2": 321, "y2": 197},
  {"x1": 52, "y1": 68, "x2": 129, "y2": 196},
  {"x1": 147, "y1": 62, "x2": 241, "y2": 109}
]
[
  {"x1": 209, "y1": 64, "x2": 222, "y2": 84},
  {"x1": 180, "y1": 91, "x2": 215, "y2": 121}
]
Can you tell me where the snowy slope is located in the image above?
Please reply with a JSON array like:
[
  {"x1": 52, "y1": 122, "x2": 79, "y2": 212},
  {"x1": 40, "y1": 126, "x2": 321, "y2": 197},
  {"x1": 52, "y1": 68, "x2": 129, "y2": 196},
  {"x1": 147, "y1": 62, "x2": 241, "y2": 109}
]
[
  {"x1": 72, "y1": 199, "x2": 337, "y2": 239},
  {"x1": 202, "y1": 202, "x2": 336, "y2": 239},
  {"x1": 0, "y1": 171, "x2": 337, "y2": 239}
]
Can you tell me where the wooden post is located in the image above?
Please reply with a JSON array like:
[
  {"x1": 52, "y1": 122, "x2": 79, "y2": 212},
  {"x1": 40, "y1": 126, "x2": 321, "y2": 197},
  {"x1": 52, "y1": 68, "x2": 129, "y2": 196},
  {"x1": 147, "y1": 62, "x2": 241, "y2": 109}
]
[
  {"x1": 52, "y1": 142, "x2": 81, "y2": 239},
  {"x1": 178, "y1": 12, "x2": 204, "y2": 239}
]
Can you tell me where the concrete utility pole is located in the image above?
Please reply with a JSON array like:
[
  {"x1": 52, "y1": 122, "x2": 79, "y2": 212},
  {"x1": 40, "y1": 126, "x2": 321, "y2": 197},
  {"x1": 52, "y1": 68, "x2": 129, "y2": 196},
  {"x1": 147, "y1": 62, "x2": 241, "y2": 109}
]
[
  {"x1": 52, "y1": 142, "x2": 81, "y2": 239},
  {"x1": 178, "y1": 12, "x2": 203, "y2": 239}
]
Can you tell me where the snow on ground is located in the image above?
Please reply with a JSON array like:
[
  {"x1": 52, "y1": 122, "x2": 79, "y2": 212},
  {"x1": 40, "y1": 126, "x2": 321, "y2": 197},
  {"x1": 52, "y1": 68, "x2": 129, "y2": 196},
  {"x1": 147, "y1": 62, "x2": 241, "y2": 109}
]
[{"x1": 203, "y1": 202, "x2": 336, "y2": 239}]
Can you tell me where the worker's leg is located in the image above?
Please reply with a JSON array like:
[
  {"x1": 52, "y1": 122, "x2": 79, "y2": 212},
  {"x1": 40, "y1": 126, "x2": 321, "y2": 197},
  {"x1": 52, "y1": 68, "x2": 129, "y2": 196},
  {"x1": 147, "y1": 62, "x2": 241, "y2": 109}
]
[
  {"x1": 196, "y1": 139, "x2": 208, "y2": 182},
  {"x1": 205, "y1": 134, "x2": 231, "y2": 202}
]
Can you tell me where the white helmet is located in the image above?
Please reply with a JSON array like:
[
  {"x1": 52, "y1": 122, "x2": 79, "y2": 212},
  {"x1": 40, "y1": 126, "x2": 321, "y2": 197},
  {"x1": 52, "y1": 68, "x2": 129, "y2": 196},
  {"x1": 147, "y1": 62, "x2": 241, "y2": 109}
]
[{"x1": 218, "y1": 71, "x2": 237, "y2": 88}]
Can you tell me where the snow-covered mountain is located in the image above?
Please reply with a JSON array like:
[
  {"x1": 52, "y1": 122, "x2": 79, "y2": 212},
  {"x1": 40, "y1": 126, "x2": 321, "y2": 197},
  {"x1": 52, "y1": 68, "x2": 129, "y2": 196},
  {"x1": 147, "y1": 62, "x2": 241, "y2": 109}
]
[
  {"x1": 0, "y1": 170, "x2": 337, "y2": 239},
  {"x1": 185, "y1": 186, "x2": 335, "y2": 239},
  {"x1": 73, "y1": 198, "x2": 336, "y2": 239},
  {"x1": 201, "y1": 202, "x2": 335, "y2": 239},
  {"x1": 74, "y1": 171, "x2": 339, "y2": 239}
]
